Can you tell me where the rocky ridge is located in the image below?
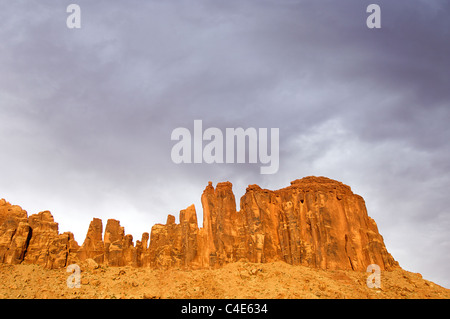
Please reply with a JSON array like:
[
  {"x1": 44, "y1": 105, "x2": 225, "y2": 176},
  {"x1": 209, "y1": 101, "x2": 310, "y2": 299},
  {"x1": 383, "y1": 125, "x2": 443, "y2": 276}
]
[{"x1": 0, "y1": 177, "x2": 398, "y2": 272}]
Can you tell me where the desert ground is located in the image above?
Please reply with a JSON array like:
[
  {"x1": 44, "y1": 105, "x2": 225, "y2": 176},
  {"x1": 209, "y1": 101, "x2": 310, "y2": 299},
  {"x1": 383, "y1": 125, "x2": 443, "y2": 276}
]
[{"x1": 0, "y1": 261, "x2": 448, "y2": 299}]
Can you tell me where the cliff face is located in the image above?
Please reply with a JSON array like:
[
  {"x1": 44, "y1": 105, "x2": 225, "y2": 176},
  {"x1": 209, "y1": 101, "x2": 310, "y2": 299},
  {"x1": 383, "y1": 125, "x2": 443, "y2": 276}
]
[
  {"x1": 0, "y1": 177, "x2": 398, "y2": 271},
  {"x1": 0, "y1": 202, "x2": 79, "y2": 268},
  {"x1": 236, "y1": 177, "x2": 397, "y2": 271}
]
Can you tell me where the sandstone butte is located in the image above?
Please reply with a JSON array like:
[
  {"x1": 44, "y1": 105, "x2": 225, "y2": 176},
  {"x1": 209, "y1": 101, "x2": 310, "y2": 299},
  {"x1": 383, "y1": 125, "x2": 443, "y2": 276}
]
[{"x1": 0, "y1": 176, "x2": 399, "y2": 272}]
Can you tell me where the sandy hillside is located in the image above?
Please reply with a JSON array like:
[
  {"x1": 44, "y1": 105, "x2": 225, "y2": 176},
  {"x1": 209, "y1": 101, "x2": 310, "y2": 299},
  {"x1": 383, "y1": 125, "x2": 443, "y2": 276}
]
[{"x1": 0, "y1": 261, "x2": 448, "y2": 299}]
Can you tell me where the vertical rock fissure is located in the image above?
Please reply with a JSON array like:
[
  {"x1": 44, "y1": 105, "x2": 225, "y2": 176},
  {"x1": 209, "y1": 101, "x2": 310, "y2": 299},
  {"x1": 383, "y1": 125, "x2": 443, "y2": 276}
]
[{"x1": 344, "y1": 234, "x2": 355, "y2": 271}]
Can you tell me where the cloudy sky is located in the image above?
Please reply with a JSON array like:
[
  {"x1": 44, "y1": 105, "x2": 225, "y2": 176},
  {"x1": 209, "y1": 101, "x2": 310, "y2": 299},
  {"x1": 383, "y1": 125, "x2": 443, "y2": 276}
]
[{"x1": 1, "y1": 0, "x2": 449, "y2": 288}]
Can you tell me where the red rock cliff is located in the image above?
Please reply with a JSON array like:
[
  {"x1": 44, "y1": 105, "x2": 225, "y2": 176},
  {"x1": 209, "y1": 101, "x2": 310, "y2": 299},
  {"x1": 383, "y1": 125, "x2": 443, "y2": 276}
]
[{"x1": 0, "y1": 177, "x2": 399, "y2": 271}]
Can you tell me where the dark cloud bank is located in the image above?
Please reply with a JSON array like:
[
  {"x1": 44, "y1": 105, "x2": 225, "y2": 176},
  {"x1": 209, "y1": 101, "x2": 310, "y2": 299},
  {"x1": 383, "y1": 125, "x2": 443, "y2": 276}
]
[{"x1": 0, "y1": 0, "x2": 449, "y2": 288}]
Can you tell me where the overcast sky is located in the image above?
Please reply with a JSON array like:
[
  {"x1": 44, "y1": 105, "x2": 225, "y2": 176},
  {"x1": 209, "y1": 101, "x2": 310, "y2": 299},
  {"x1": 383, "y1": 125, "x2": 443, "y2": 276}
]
[{"x1": 1, "y1": 0, "x2": 449, "y2": 288}]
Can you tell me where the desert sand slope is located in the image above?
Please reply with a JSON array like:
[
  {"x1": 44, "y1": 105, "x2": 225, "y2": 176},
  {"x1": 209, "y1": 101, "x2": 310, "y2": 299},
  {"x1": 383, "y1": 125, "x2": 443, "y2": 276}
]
[{"x1": 1, "y1": 261, "x2": 448, "y2": 299}]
